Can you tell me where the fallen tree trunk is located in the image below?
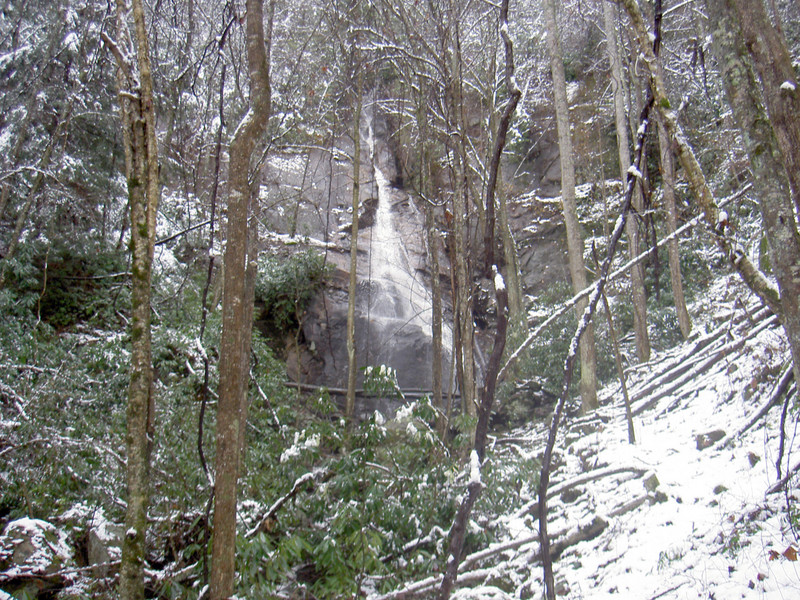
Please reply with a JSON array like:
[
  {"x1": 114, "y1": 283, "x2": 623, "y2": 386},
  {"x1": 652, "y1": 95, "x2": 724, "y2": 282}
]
[
  {"x1": 722, "y1": 365, "x2": 795, "y2": 446},
  {"x1": 632, "y1": 314, "x2": 779, "y2": 416},
  {"x1": 513, "y1": 464, "x2": 648, "y2": 520}
]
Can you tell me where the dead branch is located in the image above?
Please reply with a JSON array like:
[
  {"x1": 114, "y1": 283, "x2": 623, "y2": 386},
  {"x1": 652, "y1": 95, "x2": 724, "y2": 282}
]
[
  {"x1": 155, "y1": 218, "x2": 213, "y2": 246},
  {"x1": 245, "y1": 471, "x2": 322, "y2": 538},
  {"x1": 514, "y1": 465, "x2": 648, "y2": 520},
  {"x1": 766, "y1": 459, "x2": 800, "y2": 496}
]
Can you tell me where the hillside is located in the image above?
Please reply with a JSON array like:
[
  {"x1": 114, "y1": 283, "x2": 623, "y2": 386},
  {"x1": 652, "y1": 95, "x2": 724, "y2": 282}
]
[{"x1": 369, "y1": 275, "x2": 799, "y2": 599}]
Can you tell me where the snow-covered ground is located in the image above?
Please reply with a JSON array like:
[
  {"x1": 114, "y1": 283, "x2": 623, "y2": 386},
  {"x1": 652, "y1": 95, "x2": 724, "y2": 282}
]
[
  {"x1": 384, "y1": 275, "x2": 800, "y2": 599},
  {"x1": 498, "y1": 277, "x2": 798, "y2": 599}
]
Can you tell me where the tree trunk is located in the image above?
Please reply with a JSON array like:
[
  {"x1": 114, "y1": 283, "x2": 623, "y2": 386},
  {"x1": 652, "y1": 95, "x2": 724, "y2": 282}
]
[
  {"x1": 345, "y1": 71, "x2": 363, "y2": 422},
  {"x1": 104, "y1": 0, "x2": 161, "y2": 597},
  {"x1": 706, "y1": 0, "x2": 800, "y2": 392},
  {"x1": 543, "y1": 0, "x2": 597, "y2": 412},
  {"x1": 498, "y1": 183, "x2": 524, "y2": 330},
  {"x1": 603, "y1": 0, "x2": 651, "y2": 362},
  {"x1": 618, "y1": 0, "x2": 782, "y2": 318},
  {"x1": 439, "y1": 4, "x2": 516, "y2": 593},
  {"x1": 446, "y1": 1, "x2": 476, "y2": 420},
  {"x1": 210, "y1": 0, "x2": 273, "y2": 597},
  {"x1": 656, "y1": 112, "x2": 692, "y2": 339},
  {"x1": 729, "y1": 0, "x2": 800, "y2": 216},
  {"x1": 417, "y1": 78, "x2": 445, "y2": 435}
]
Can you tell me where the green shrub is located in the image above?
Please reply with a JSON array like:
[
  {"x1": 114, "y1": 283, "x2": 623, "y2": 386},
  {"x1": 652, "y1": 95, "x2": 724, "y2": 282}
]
[{"x1": 254, "y1": 249, "x2": 332, "y2": 342}]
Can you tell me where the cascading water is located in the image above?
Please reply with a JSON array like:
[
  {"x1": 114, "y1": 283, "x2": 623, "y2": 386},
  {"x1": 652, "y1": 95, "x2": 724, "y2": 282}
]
[{"x1": 356, "y1": 121, "x2": 449, "y2": 391}]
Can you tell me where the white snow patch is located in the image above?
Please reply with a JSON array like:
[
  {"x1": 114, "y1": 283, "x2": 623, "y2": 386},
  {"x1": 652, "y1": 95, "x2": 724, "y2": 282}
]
[
  {"x1": 566, "y1": 81, "x2": 580, "y2": 103},
  {"x1": 780, "y1": 80, "x2": 796, "y2": 92},
  {"x1": 280, "y1": 430, "x2": 321, "y2": 463},
  {"x1": 63, "y1": 31, "x2": 79, "y2": 54},
  {"x1": 469, "y1": 450, "x2": 481, "y2": 486},
  {"x1": 493, "y1": 269, "x2": 505, "y2": 292}
]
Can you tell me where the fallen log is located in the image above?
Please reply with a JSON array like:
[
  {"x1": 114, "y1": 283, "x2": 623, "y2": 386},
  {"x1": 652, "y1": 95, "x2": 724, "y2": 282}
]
[
  {"x1": 721, "y1": 365, "x2": 795, "y2": 447},
  {"x1": 512, "y1": 465, "x2": 648, "y2": 520}
]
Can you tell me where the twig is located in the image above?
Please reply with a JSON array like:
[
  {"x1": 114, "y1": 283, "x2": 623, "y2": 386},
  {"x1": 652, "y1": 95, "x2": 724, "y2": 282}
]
[
  {"x1": 155, "y1": 218, "x2": 213, "y2": 246},
  {"x1": 777, "y1": 382, "x2": 794, "y2": 480}
]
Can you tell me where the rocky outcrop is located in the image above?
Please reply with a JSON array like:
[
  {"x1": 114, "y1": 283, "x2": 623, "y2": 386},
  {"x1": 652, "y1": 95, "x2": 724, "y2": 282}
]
[{"x1": 263, "y1": 109, "x2": 573, "y2": 399}]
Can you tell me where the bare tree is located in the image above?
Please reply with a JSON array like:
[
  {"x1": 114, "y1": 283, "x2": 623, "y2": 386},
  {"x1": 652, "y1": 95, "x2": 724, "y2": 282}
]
[
  {"x1": 209, "y1": 0, "x2": 274, "y2": 597},
  {"x1": 103, "y1": 0, "x2": 161, "y2": 597},
  {"x1": 603, "y1": 0, "x2": 651, "y2": 361},
  {"x1": 728, "y1": 0, "x2": 800, "y2": 216},
  {"x1": 618, "y1": 0, "x2": 781, "y2": 318},
  {"x1": 439, "y1": 1, "x2": 516, "y2": 595},
  {"x1": 543, "y1": 0, "x2": 597, "y2": 412},
  {"x1": 705, "y1": 0, "x2": 800, "y2": 392},
  {"x1": 656, "y1": 111, "x2": 692, "y2": 339},
  {"x1": 346, "y1": 67, "x2": 363, "y2": 422}
]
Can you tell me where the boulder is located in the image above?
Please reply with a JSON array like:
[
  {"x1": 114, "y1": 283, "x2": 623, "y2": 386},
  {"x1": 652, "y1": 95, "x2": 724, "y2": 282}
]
[
  {"x1": 695, "y1": 429, "x2": 726, "y2": 450},
  {"x1": 0, "y1": 518, "x2": 74, "y2": 598},
  {"x1": 87, "y1": 511, "x2": 123, "y2": 578}
]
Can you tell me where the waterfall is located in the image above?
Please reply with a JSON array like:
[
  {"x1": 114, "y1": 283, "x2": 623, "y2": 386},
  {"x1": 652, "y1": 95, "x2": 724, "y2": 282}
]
[{"x1": 357, "y1": 120, "x2": 447, "y2": 390}]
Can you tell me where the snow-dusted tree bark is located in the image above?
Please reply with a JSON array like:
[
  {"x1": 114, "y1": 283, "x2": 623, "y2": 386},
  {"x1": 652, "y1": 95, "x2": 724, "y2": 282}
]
[
  {"x1": 656, "y1": 112, "x2": 692, "y2": 339},
  {"x1": 346, "y1": 68, "x2": 362, "y2": 422},
  {"x1": 706, "y1": 0, "x2": 800, "y2": 392},
  {"x1": 543, "y1": 0, "x2": 597, "y2": 412},
  {"x1": 104, "y1": 0, "x2": 161, "y2": 597},
  {"x1": 210, "y1": 0, "x2": 273, "y2": 597},
  {"x1": 618, "y1": 0, "x2": 782, "y2": 318},
  {"x1": 728, "y1": 0, "x2": 800, "y2": 217},
  {"x1": 603, "y1": 0, "x2": 651, "y2": 361}
]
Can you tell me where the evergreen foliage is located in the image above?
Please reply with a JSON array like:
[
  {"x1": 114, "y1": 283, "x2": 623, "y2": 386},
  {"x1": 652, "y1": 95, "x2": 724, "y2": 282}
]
[{"x1": 254, "y1": 250, "x2": 332, "y2": 341}]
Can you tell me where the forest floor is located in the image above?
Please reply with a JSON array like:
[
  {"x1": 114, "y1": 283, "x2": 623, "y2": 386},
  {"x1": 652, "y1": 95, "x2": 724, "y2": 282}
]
[{"x1": 380, "y1": 274, "x2": 800, "y2": 600}]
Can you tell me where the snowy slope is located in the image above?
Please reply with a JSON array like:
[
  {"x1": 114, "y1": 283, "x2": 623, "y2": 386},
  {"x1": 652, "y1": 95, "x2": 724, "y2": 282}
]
[
  {"x1": 493, "y1": 276, "x2": 798, "y2": 599},
  {"x1": 379, "y1": 275, "x2": 799, "y2": 599}
]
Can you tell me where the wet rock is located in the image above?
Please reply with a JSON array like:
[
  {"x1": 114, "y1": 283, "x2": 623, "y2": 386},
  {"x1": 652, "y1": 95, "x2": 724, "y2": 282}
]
[{"x1": 493, "y1": 378, "x2": 558, "y2": 428}]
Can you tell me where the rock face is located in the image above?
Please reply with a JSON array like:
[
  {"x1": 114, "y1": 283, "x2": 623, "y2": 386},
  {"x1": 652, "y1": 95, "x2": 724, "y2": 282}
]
[
  {"x1": 0, "y1": 518, "x2": 74, "y2": 597},
  {"x1": 263, "y1": 109, "x2": 571, "y2": 400},
  {"x1": 293, "y1": 119, "x2": 452, "y2": 393}
]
